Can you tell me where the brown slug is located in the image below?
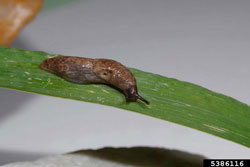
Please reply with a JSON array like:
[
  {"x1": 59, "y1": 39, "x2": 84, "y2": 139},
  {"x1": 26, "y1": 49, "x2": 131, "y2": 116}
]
[{"x1": 40, "y1": 56, "x2": 149, "y2": 105}]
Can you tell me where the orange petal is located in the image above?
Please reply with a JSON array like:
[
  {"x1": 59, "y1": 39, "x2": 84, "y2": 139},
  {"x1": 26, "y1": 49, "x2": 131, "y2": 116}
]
[{"x1": 0, "y1": 0, "x2": 43, "y2": 47}]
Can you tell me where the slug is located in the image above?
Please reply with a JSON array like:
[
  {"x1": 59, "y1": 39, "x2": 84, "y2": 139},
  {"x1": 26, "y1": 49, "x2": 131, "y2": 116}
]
[{"x1": 40, "y1": 56, "x2": 149, "y2": 105}]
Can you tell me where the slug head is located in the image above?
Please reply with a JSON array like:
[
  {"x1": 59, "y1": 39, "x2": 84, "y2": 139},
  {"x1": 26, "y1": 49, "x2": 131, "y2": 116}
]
[
  {"x1": 94, "y1": 59, "x2": 149, "y2": 105},
  {"x1": 125, "y1": 86, "x2": 150, "y2": 105},
  {"x1": 95, "y1": 69, "x2": 149, "y2": 105}
]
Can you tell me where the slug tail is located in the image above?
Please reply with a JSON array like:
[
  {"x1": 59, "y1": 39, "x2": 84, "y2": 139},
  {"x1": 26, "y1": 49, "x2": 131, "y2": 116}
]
[
  {"x1": 39, "y1": 58, "x2": 58, "y2": 74},
  {"x1": 40, "y1": 59, "x2": 50, "y2": 71}
]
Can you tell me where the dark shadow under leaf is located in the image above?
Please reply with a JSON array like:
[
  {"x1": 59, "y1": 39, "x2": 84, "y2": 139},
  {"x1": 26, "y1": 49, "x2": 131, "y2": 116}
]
[{"x1": 72, "y1": 146, "x2": 205, "y2": 167}]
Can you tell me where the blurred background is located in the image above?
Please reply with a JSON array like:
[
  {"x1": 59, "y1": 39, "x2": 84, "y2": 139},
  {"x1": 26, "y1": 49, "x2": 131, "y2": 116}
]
[{"x1": 0, "y1": 0, "x2": 250, "y2": 164}]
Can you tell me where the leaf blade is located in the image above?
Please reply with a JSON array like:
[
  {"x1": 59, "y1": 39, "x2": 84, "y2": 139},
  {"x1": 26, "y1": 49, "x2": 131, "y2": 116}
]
[{"x1": 1, "y1": 46, "x2": 250, "y2": 147}]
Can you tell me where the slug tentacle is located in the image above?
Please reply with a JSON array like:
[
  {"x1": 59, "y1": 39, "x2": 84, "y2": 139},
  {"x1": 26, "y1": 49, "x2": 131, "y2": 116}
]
[
  {"x1": 136, "y1": 94, "x2": 150, "y2": 105},
  {"x1": 125, "y1": 87, "x2": 149, "y2": 105},
  {"x1": 40, "y1": 56, "x2": 149, "y2": 105}
]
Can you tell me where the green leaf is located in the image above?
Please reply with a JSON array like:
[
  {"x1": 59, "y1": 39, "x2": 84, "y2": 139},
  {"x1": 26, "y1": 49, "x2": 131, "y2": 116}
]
[
  {"x1": 0, "y1": 46, "x2": 250, "y2": 147},
  {"x1": 42, "y1": 0, "x2": 83, "y2": 12}
]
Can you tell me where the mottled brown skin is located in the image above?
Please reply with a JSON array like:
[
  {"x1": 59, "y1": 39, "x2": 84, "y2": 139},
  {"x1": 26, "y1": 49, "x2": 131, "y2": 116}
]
[{"x1": 40, "y1": 56, "x2": 149, "y2": 105}]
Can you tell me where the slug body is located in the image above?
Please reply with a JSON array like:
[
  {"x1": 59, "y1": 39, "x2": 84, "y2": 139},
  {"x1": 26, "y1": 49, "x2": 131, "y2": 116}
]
[{"x1": 40, "y1": 56, "x2": 149, "y2": 105}]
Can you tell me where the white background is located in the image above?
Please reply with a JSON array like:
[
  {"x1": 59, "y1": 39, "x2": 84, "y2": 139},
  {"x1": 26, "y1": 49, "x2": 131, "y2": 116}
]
[{"x1": 1, "y1": 0, "x2": 250, "y2": 164}]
